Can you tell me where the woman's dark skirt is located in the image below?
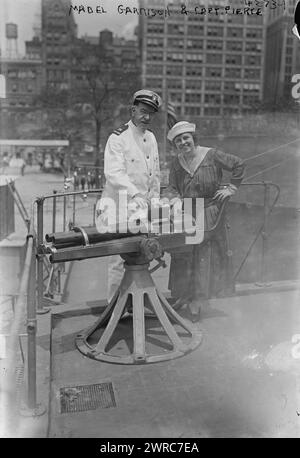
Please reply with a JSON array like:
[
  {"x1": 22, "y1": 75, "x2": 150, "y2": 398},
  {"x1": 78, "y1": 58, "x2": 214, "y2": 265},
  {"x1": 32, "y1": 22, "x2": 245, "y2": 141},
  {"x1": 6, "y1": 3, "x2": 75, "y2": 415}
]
[{"x1": 168, "y1": 202, "x2": 235, "y2": 301}]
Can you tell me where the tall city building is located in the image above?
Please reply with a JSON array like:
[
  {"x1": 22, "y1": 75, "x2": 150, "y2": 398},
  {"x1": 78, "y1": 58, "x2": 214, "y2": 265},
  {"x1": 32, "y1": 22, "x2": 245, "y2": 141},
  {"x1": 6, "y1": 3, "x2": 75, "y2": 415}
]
[
  {"x1": 72, "y1": 30, "x2": 140, "y2": 93},
  {"x1": 25, "y1": 36, "x2": 42, "y2": 61},
  {"x1": 0, "y1": 24, "x2": 43, "y2": 114},
  {"x1": 81, "y1": 30, "x2": 140, "y2": 72},
  {"x1": 263, "y1": 0, "x2": 300, "y2": 104},
  {"x1": 138, "y1": 0, "x2": 266, "y2": 119},
  {"x1": 0, "y1": 56, "x2": 43, "y2": 112},
  {"x1": 41, "y1": 0, "x2": 77, "y2": 90}
]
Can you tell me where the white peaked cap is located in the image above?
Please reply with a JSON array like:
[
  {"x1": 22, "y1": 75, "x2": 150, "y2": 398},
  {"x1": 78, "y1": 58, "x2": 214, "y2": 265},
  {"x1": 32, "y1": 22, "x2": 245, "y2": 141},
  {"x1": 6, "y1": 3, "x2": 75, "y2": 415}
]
[{"x1": 167, "y1": 121, "x2": 196, "y2": 141}]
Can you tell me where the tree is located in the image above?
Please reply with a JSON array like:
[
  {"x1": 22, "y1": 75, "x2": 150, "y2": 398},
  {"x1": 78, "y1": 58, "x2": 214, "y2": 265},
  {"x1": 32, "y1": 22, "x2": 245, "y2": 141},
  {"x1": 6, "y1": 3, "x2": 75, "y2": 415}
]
[
  {"x1": 27, "y1": 38, "x2": 140, "y2": 165},
  {"x1": 31, "y1": 86, "x2": 86, "y2": 154},
  {"x1": 71, "y1": 39, "x2": 140, "y2": 163}
]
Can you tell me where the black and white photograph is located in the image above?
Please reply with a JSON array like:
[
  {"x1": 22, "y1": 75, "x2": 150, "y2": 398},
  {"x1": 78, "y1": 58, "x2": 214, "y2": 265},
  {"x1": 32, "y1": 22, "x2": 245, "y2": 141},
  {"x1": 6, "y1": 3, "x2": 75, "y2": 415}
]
[{"x1": 0, "y1": 0, "x2": 300, "y2": 441}]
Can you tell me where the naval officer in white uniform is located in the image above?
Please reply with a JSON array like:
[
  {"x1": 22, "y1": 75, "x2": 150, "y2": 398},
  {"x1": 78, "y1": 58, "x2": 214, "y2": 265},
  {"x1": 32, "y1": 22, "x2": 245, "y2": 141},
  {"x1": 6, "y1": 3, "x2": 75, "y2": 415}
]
[{"x1": 100, "y1": 89, "x2": 162, "y2": 303}]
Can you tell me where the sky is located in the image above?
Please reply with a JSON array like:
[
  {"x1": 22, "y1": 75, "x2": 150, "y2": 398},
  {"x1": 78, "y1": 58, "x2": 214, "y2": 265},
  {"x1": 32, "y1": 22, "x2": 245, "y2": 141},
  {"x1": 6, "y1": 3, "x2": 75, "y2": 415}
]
[{"x1": 0, "y1": 0, "x2": 138, "y2": 56}]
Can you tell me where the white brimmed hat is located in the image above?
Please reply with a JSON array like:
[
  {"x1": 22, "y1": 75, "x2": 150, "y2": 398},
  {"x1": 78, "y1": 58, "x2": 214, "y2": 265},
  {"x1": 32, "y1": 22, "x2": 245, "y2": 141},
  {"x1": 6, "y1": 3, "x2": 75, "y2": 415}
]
[
  {"x1": 167, "y1": 121, "x2": 196, "y2": 141},
  {"x1": 132, "y1": 90, "x2": 162, "y2": 111}
]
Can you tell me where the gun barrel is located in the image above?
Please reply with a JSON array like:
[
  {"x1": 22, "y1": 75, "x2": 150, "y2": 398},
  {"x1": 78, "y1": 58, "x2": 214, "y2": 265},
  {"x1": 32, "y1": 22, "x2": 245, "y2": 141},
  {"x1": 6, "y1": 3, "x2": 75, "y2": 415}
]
[
  {"x1": 45, "y1": 231, "x2": 83, "y2": 245},
  {"x1": 45, "y1": 226, "x2": 146, "y2": 249}
]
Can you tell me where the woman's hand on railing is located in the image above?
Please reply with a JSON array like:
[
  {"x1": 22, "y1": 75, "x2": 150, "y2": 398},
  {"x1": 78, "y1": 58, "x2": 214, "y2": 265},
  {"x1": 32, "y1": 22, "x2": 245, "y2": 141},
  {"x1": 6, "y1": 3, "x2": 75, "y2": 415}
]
[{"x1": 213, "y1": 184, "x2": 237, "y2": 202}]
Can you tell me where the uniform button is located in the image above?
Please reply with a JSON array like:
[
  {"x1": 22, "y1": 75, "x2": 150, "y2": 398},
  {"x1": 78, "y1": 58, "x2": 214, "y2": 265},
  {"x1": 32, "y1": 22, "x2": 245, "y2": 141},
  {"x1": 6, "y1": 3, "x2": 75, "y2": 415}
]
[
  {"x1": 143, "y1": 139, "x2": 146, "y2": 142},
  {"x1": 150, "y1": 172, "x2": 152, "y2": 176},
  {"x1": 147, "y1": 156, "x2": 149, "y2": 159}
]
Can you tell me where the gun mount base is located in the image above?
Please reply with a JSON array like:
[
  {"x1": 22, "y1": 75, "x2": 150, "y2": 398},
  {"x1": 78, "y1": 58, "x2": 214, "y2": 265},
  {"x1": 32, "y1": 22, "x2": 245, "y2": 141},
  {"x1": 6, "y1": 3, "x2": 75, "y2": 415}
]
[{"x1": 75, "y1": 262, "x2": 203, "y2": 364}]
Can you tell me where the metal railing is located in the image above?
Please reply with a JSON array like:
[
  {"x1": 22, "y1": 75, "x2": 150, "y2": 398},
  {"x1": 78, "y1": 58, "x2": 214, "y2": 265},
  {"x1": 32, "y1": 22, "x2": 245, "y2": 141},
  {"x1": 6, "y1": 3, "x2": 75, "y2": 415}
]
[
  {"x1": 1, "y1": 221, "x2": 45, "y2": 437},
  {"x1": 6, "y1": 179, "x2": 30, "y2": 230},
  {"x1": 232, "y1": 181, "x2": 281, "y2": 285},
  {"x1": 34, "y1": 188, "x2": 102, "y2": 313}
]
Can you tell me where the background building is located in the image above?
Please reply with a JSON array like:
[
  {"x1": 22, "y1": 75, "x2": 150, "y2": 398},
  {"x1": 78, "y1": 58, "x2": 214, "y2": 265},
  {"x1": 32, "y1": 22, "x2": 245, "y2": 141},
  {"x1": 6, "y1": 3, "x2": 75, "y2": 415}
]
[
  {"x1": 0, "y1": 23, "x2": 43, "y2": 137},
  {"x1": 80, "y1": 29, "x2": 140, "y2": 77},
  {"x1": 139, "y1": 0, "x2": 266, "y2": 120},
  {"x1": 2, "y1": 0, "x2": 299, "y2": 153},
  {"x1": 25, "y1": 36, "x2": 42, "y2": 61},
  {"x1": 0, "y1": 56, "x2": 43, "y2": 112},
  {"x1": 41, "y1": 0, "x2": 77, "y2": 90}
]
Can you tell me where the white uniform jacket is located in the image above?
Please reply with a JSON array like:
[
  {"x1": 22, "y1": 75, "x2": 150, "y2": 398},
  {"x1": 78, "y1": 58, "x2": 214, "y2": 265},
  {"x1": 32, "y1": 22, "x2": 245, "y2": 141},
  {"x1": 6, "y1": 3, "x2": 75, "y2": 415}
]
[
  {"x1": 101, "y1": 120, "x2": 160, "y2": 207},
  {"x1": 98, "y1": 120, "x2": 161, "y2": 302}
]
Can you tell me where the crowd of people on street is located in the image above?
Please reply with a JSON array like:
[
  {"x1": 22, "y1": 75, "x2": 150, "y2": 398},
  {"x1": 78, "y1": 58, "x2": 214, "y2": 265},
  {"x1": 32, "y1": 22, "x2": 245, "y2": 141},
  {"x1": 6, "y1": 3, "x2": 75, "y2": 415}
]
[
  {"x1": 0, "y1": 150, "x2": 66, "y2": 175},
  {"x1": 73, "y1": 166, "x2": 102, "y2": 190},
  {"x1": 0, "y1": 151, "x2": 26, "y2": 175}
]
